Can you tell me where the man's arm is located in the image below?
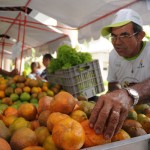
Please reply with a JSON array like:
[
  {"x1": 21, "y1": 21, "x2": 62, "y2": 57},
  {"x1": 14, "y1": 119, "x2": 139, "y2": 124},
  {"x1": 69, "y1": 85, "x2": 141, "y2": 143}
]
[
  {"x1": 108, "y1": 82, "x2": 122, "y2": 92},
  {"x1": 89, "y1": 78, "x2": 150, "y2": 139},
  {"x1": 0, "y1": 68, "x2": 11, "y2": 76},
  {"x1": 131, "y1": 78, "x2": 150, "y2": 104},
  {"x1": 0, "y1": 68, "x2": 18, "y2": 77}
]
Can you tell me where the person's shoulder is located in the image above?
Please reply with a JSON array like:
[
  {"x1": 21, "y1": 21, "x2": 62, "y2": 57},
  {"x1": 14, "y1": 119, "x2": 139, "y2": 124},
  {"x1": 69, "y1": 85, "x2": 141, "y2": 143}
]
[
  {"x1": 142, "y1": 41, "x2": 150, "y2": 54},
  {"x1": 145, "y1": 41, "x2": 150, "y2": 48},
  {"x1": 109, "y1": 49, "x2": 121, "y2": 60},
  {"x1": 28, "y1": 73, "x2": 36, "y2": 79}
]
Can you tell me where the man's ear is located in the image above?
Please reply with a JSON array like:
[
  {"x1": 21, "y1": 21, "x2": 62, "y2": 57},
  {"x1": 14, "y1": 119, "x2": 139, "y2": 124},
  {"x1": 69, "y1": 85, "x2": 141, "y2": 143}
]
[{"x1": 138, "y1": 31, "x2": 145, "y2": 40}]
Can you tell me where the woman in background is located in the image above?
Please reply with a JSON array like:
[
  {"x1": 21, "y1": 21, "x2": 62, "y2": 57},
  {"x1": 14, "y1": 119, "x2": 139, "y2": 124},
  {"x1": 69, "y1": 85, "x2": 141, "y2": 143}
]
[{"x1": 28, "y1": 62, "x2": 41, "y2": 80}]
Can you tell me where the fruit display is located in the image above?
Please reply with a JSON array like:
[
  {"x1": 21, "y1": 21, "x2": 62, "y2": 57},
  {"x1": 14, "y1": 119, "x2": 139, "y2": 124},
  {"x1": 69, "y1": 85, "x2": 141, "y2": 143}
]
[{"x1": 0, "y1": 75, "x2": 150, "y2": 149}]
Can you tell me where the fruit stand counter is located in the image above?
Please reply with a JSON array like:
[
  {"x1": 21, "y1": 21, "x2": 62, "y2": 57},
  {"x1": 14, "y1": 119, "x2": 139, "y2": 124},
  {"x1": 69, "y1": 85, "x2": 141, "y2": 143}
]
[{"x1": 82, "y1": 134, "x2": 150, "y2": 150}]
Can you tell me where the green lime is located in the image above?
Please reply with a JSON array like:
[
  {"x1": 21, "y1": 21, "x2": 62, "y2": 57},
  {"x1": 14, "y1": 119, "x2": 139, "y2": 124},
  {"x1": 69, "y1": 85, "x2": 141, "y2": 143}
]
[
  {"x1": 10, "y1": 93, "x2": 19, "y2": 102},
  {"x1": 20, "y1": 92, "x2": 31, "y2": 101}
]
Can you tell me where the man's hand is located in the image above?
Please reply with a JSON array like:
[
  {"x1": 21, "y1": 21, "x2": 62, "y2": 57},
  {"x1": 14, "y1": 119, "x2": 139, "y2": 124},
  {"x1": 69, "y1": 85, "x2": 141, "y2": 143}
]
[{"x1": 89, "y1": 89, "x2": 133, "y2": 139}]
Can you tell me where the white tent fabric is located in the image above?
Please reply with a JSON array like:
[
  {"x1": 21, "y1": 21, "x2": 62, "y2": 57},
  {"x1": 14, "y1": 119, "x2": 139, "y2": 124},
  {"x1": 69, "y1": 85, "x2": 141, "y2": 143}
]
[{"x1": 0, "y1": 0, "x2": 150, "y2": 58}]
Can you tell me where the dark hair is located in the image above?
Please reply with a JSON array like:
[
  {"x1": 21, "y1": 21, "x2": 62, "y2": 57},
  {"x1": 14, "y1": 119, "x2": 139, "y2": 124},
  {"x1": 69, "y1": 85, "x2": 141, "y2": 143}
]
[
  {"x1": 31, "y1": 62, "x2": 38, "y2": 70},
  {"x1": 132, "y1": 22, "x2": 143, "y2": 33},
  {"x1": 43, "y1": 54, "x2": 53, "y2": 60}
]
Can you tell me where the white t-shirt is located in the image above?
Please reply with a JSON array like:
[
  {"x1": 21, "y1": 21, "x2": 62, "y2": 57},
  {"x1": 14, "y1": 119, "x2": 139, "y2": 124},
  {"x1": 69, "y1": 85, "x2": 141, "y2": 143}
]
[{"x1": 107, "y1": 41, "x2": 150, "y2": 88}]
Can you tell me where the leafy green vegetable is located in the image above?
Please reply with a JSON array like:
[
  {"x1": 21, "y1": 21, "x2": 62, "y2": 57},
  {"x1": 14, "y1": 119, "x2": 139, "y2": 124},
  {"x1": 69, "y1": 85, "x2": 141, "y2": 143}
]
[{"x1": 48, "y1": 45, "x2": 92, "y2": 73}]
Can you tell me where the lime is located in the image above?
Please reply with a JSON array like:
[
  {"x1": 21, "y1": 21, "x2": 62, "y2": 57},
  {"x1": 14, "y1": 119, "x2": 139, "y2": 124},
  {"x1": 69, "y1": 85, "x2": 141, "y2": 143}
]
[
  {"x1": 30, "y1": 98, "x2": 38, "y2": 104},
  {"x1": 10, "y1": 93, "x2": 19, "y2": 102},
  {"x1": 20, "y1": 92, "x2": 31, "y2": 101}
]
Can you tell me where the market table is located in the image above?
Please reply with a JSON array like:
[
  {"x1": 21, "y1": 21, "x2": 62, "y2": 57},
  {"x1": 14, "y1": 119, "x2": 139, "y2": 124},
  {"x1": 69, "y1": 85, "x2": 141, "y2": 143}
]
[{"x1": 82, "y1": 134, "x2": 150, "y2": 150}]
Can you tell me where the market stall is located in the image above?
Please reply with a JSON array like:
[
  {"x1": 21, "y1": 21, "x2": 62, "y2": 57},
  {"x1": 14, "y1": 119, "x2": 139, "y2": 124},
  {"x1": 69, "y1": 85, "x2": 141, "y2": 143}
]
[{"x1": 0, "y1": 0, "x2": 150, "y2": 150}]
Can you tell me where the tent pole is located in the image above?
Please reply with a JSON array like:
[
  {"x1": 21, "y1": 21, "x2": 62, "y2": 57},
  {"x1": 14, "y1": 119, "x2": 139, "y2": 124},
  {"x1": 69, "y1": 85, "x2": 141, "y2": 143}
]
[
  {"x1": 19, "y1": 12, "x2": 27, "y2": 75},
  {"x1": 1, "y1": 38, "x2": 5, "y2": 68}
]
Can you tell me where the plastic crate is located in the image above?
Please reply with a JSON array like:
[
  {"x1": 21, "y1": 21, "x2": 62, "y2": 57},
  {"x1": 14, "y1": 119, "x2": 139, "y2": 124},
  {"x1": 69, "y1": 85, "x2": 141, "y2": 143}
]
[{"x1": 47, "y1": 59, "x2": 104, "y2": 98}]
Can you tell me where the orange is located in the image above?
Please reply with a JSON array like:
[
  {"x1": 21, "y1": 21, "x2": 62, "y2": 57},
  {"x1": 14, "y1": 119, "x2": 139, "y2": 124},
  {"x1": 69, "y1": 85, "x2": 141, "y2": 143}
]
[
  {"x1": 16, "y1": 83, "x2": 25, "y2": 88},
  {"x1": 31, "y1": 87, "x2": 39, "y2": 94},
  {"x1": 18, "y1": 103, "x2": 37, "y2": 121},
  {"x1": 38, "y1": 87, "x2": 42, "y2": 93},
  {"x1": 29, "y1": 79, "x2": 39, "y2": 87},
  {"x1": 81, "y1": 120, "x2": 111, "y2": 148},
  {"x1": 47, "y1": 112, "x2": 70, "y2": 132},
  {"x1": 112, "y1": 129, "x2": 131, "y2": 142},
  {"x1": 0, "y1": 120, "x2": 11, "y2": 141},
  {"x1": 43, "y1": 135, "x2": 58, "y2": 150},
  {"x1": 0, "y1": 137, "x2": 11, "y2": 150},
  {"x1": 42, "y1": 85, "x2": 48, "y2": 92},
  {"x1": 23, "y1": 86, "x2": 31, "y2": 93},
  {"x1": 24, "y1": 78, "x2": 31, "y2": 86},
  {"x1": 13, "y1": 74, "x2": 20, "y2": 82},
  {"x1": 31, "y1": 93, "x2": 38, "y2": 98},
  {"x1": 127, "y1": 109, "x2": 138, "y2": 120},
  {"x1": 10, "y1": 127, "x2": 38, "y2": 150},
  {"x1": 35, "y1": 126, "x2": 50, "y2": 145},
  {"x1": 5, "y1": 87, "x2": 14, "y2": 97},
  {"x1": 38, "y1": 110, "x2": 51, "y2": 126},
  {"x1": 3, "y1": 106, "x2": 18, "y2": 117},
  {"x1": 15, "y1": 87, "x2": 23, "y2": 95},
  {"x1": 30, "y1": 120, "x2": 40, "y2": 131},
  {"x1": 16, "y1": 75, "x2": 26, "y2": 83},
  {"x1": 37, "y1": 79, "x2": 43, "y2": 87},
  {"x1": 0, "y1": 83, "x2": 7, "y2": 91},
  {"x1": 0, "y1": 90, "x2": 5, "y2": 98},
  {"x1": 37, "y1": 92, "x2": 47, "y2": 99},
  {"x1": 50, "y1": 91, "x2": 75, "y2": 114},
  {"x1": 3, "y1": 115, "x2": 18, "y2": 127},
  {"x1": 70, "y1": 109, "x2": 88, "y2": 123},
  {"x1": 43, "y1": 81, "x2": 48, "y2": 87},
  {"x1": 52, "y1": 117, "x2": 85, "y2": 150},
  {"x1": 23, "y1": 146, "x2": 45, "y2": 150},
  {"x1": 50, "y1": 87, "x2": 60, "y2": 95},
  {"x1": 9, "y1": 117, "x2": 31, "y2": 134},
  {"x1": 146, "y1": 113, "x2": 150, "y2": 118},
  {"x1": 37, "y1": 96, "x2": 53, "y2": 114},
  {"x1": 47, "y1": 89, "x2": 54, "y2": 97},
  {"x1": 2, "y1": 97, "x2": 13, "y2": 106}
]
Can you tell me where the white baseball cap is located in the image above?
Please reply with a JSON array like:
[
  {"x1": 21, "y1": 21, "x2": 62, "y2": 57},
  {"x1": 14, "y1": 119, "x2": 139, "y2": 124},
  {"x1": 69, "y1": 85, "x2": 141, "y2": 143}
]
[{"x1": 101, "y1": 8, "x2": 143, "y2": 36}]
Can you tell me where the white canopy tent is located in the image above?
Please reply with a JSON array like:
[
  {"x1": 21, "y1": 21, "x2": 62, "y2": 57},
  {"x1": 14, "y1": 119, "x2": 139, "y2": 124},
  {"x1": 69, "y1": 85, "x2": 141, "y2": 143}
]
[{"x1": 0, "y1": 0, "x2": 149, "y2": 60}]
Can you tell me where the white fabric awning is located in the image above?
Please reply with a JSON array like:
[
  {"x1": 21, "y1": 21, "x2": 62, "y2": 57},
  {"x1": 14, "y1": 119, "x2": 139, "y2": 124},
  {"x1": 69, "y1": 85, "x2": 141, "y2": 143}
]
[{"x1": 0, "y1": 0, "x2": 149, "y2": 58}]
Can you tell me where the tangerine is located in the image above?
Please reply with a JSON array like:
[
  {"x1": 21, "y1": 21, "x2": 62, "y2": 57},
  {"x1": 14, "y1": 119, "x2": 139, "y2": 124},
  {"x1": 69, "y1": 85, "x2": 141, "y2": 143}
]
[
  {"x1": 112, "y1": 129, "x2": 131, "y2": 142},
  {"x1": 38, "y1": 110, "x2": 51, "y2": 126},
  {"x1": 50, "y1": 91, "x2": 75, "y2": 114},
  {"x1": 70, "y1": 109, "x2": 88, "y2": 123},
  {"x1": 18, "y1": 103, "x2": 37, "y2": 121},
  {"x1": 43, "y1": 135, "x2": 58, "y2": 150},
  {"x1": 10, "y1": 127, "x2": 38, "y2": 150},
  {"x1": 0, "y1": 90, "x2": 5, "y2": 98},
  {"x1": 23, "y1": 86, "x2": 31, "y2": 93},
  {"x1": 38, "y1": 96, "x2": 53, "y2": 114},
  {"x1": 0, "y1": 137, "x2": 11, "y2": 150},
  {"x1": 35, "y1": 126, "x2": 50, "y2": 145},
  {"x1": 14, "y1": 87, "x2": 23, "y2": 95},
  {"x1": 3, "y1": 106, "x2": 18, "y2": 117},
  {"x1": 81, "y1": 120, "x2": 111, "y2": 148},
  {"x1": 52, "y1": 117, "x2": 85, "y2": 150},
  {"x1": 47, "y1": 112, "x2": 70, "y2": 132},
  {"x1": 23, "y1": 146, "x2": 45, "y2": 150}
]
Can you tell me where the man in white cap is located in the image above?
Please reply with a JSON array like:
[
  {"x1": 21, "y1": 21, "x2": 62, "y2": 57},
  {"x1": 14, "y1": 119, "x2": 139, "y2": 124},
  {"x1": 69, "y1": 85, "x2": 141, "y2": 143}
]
[{"x1": 89, "y1": 8, "x2": 150, "y2": 139}]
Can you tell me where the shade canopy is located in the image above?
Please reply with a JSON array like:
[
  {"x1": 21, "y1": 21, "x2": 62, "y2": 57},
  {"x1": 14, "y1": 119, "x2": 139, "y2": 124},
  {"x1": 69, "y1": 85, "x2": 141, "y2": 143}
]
[{"x1": 0, "y1": 0, "x2": 149, "y2": 58}]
